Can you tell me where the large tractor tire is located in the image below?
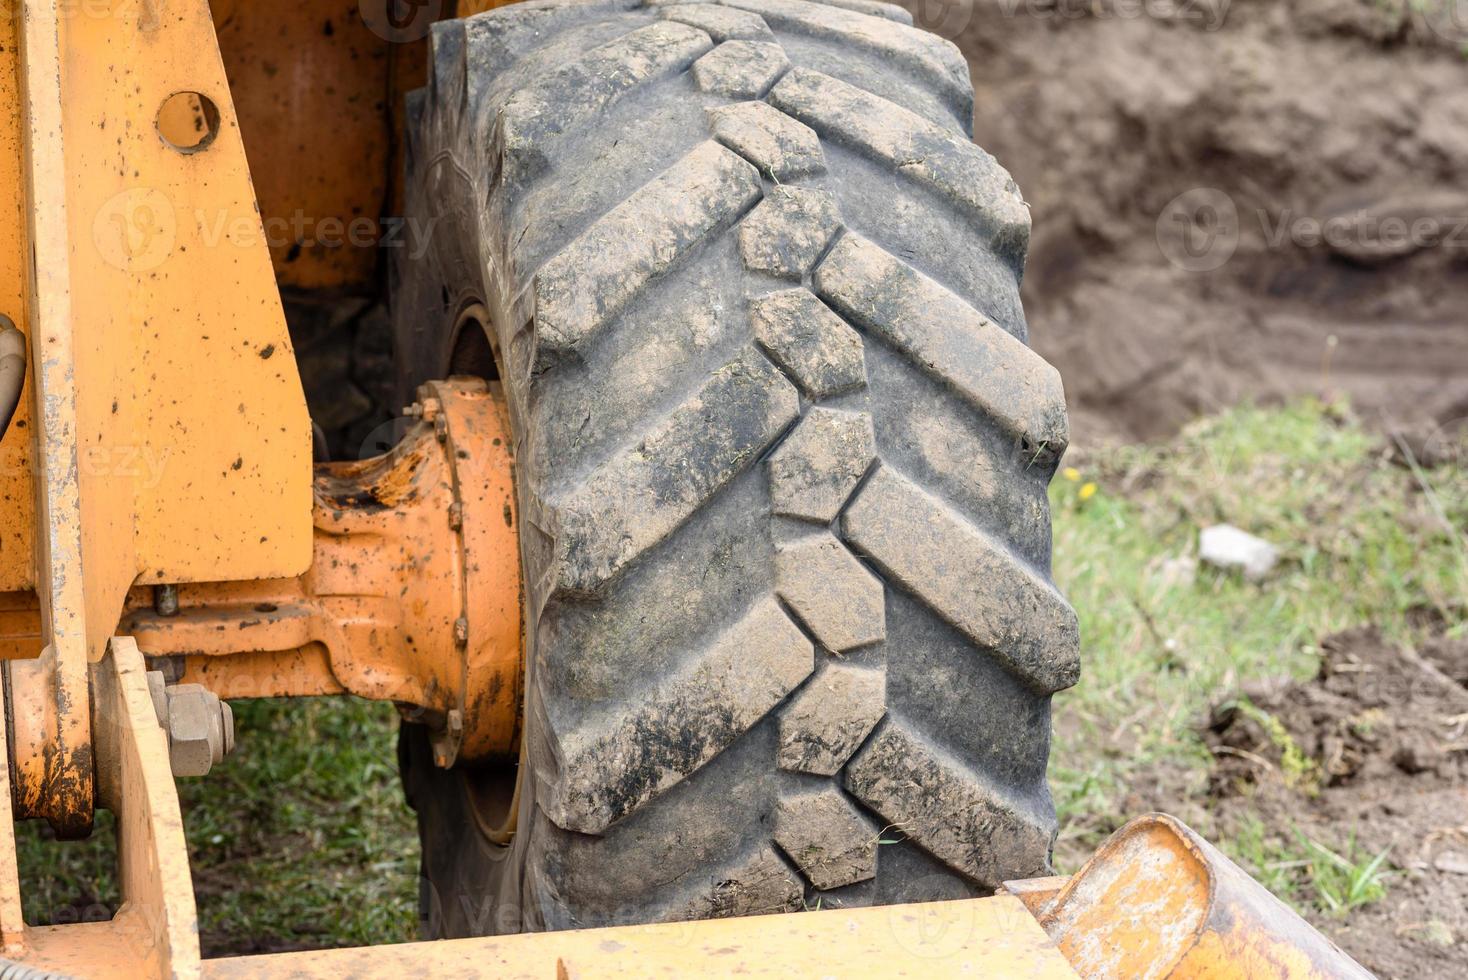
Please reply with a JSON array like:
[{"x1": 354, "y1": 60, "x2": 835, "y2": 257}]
[{"x1": 392, "y1": 0, "x2": 1078, "y2": 937}]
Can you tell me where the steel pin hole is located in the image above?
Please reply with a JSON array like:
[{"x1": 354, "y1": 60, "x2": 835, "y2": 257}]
[{"x1": 157, "y1": 91, "x2": 220, "y2": 153}]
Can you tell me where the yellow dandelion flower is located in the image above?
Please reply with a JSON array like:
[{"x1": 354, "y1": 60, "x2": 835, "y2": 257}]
[
  {"x1": 1078, "y1": 482, "x2": 1098, "y2": 501},
  {"x1": 1061, "y1": 466, "x2": 1081, "y2": 483}
]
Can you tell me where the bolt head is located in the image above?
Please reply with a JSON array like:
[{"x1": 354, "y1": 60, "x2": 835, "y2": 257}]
[
  {"x1": 163, "y1": 683, "x2": 231, "y2": 777},
  {"x1": 453, "y1": 616, "x2": 469, "y2": 647},
  {"x1": 448, "y1": 502, "x2": 463, "y2": 530}
]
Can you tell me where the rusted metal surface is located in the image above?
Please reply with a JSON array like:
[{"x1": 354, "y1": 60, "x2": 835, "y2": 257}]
[
  {"x1": 122, "y1": 379, "x2": 523, "y2": 765},
  {"x1": 19, "y1": 638, "x2": 202, "y2": 979},
  {"x1": 428, "y1": 379, "x2": 524, "y2": 763},
  {"x1": 213, "y1": 0, "x2": 395, "y2": 290},
  {"x1": 1036, "y1": 813, "x2": 1374, "y2": 979},
  {"x1": 0, "y1": 594, "x2": 41, "y2": 661},
  {"x1": 203, "y1": 894, "x2": 1078, "y2": 979},
  {"x1": 0, "y1": 6, "x2": 35, "y2": 596},
  {"x1": 16, "y1": 0, "x2": 94, "y2": 838}
]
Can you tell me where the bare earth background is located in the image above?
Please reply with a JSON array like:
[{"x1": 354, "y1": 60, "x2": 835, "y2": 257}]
[{"x1": 930, "y1": 0, "x2": 1468, "y2": 444}]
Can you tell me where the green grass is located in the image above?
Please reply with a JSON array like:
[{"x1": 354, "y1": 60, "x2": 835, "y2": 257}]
[
  {"x1": 18, "y1": 697, "x2": 419, "y2": 954},
  {"x1": 1049, "y1": 398, "x2": 1467, "y2": 868},
  {"x1": 1226, "y1": 815, "x2": 1392, "y2": 917}
]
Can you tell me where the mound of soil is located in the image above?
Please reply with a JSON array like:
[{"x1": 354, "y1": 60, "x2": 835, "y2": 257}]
[
  {"x1": 921, "y1": 0, "x2": 1468, "y2": 443},
  {"x1": 1207, "y1": 627, "x2": 1468, "y2": 790},
  {"x1": 1204, "y1": 627, "x2": 1468, "y2": 978}
]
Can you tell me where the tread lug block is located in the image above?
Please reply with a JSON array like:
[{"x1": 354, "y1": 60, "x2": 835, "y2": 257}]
[
  {"x1": 738, "y1": 186, "x2": 842, "y2": 280},
  {"x1": 708, "y1": 101, "x2": 826, "y2": 181},
  {"x1": 533, "y1": 141, "x2": 763, "y2": 370},
  {"x1": 691, "y1": 39, "x2": 791, "y2": 98},
  {"x1": 777, "y1": 661, "x2": 885, "y2": 775},
  {"x1": 771, "y1": 68, "x2": 1027, "y2": 268},
  {"x1": 844, "y1": 718, "x2": 1055, "y2": 888},
  {"x1": 660, "y1": 3, "x2": 777, "y2": 41},
  {"x1": 718, "y1": 0, "x2": 970, "y2": 122},
  {"x1": 500, "y1": 21, "x2": 715, "y2": 184},
  {"x1": 842, "y1": 464, "x2": 1080, "y2": 693},
  {"x1": 773, "y1": 788, "x2": 879, "y2": 890},
  {"x1": 551, "y1": 347, "x2": 798, "y2": 596},
  {"x1": 544, "y1": 597, "x2": 814, "y2": 834},
  {"x1": 815, "y1": 232, "x2": 1067, "y2": 458},
  {"x1": 803, "y1": 0, "x2": 913, "y2": 23},
  {"x1": 678, "y1": 844, "x2": 805, "y2": 919},
  {"x1": 775, "y1": 533, "x2": 885, "y2": 652},
  {"x1": 767, "y1": 406, "x2": 876, "y2": 523},
  {"x1": 752, "y1": 288, "x2": 867, "y2": 399}
]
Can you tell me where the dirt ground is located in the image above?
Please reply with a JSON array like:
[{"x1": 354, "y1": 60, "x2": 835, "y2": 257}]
[
  {"x1": 1077, "y1": 626, "x2": 1468, "y2": 978},
  {"x1": 1200, "y1": 625, "x2": 1468, "y2": 977},
  {"x1": 915, "y1": 0, "x2": 1468, "y2": 445}
]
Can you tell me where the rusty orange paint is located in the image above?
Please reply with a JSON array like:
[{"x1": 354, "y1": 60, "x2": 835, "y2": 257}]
[
  {"x1": 4, "y1": 656, "x2": 60, "y2": 826},
  {"x1": 123, "y1": 380, "x2": 523, "y2": 764},
  {"x1": 457, "y1": 0, "x2": 525, "y2": 14},
  {"x1": 0, "y1": 593, "x2": 42, "y2": 660},
  {"x1": 0, "y1": 7, "x2": 35, "y2": 595},
  {"x1": 18, "y1": 639, "x2": 201, "y2": 978},
  {"x1": 1034, "y1": 813, "x2": 1373, "y2": 979},
  {"x1": 213, "y1": 0, "x2": 396, "y2": 291},
  {"x1": 16, "y1": 0, "x2": 95, "y2": 837},
  {"x1": 1002, "y1": 874, "x2": 1068, "y2": 918}
]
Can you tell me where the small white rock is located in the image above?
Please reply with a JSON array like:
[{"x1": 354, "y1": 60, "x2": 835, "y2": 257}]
[{"x1": 1199, "y1": 524, "x2": 1279, "y2": 582}]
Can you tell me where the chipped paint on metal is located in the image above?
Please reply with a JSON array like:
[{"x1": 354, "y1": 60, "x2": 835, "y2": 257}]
[
  {"x1": 120, "y1": 381, "x2": 523, "y2": 764},
  {"x1": 1037, "y1": 813, "x2": 1375, "y2": 980}
]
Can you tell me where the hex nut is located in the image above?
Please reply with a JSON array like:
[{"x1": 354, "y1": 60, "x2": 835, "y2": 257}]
[{"x1": 162, "y1": 683, "x2": 234, "y2": 777}]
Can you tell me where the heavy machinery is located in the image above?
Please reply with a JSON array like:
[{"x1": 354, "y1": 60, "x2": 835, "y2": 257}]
[{"x1": 0, "y1": 0, "x2": 1373, "y2": 973}]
